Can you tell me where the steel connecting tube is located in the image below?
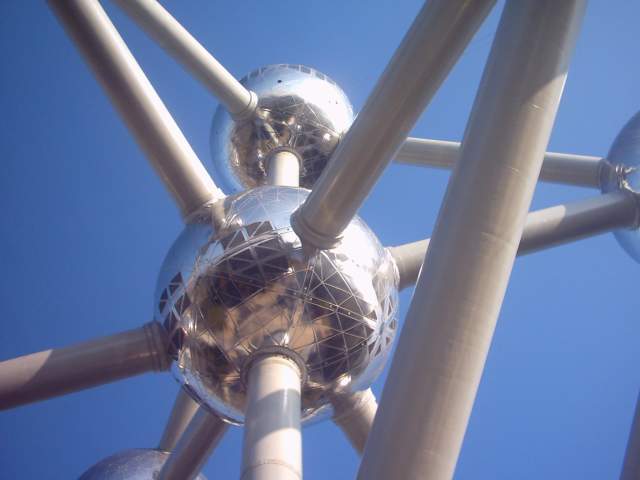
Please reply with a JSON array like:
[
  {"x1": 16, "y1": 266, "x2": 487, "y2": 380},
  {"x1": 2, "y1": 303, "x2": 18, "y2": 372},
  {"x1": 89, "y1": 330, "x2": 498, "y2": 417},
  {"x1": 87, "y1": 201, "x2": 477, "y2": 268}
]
[
  {"x1": 291, "y1": 0, "x2": 496, "y2": 249},
  {"x1": 0, "y1": 322, "x2": 169, "y2": 410},
  {"x1": 241, "y1": 354, "x2": 303, "y2": 480}
]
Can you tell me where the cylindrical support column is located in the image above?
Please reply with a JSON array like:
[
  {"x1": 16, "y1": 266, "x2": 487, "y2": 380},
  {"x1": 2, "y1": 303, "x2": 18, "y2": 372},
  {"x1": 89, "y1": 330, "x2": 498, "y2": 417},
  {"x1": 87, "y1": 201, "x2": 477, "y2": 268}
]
[
  {"x1": 396, "y1": 137, "x2": 604, "y2": 188},
  {"x1": 241, "y1": 355, "x2": 303, "y2": 480},
  {"x1": 266, "y1": 150, "x2": 300, "y2": 187},
  {"x1": 0, "y1": 322, "x2": 169, "y2": 410},
  {"x1": 621, "y1": 392, "x2": 640, "y2": 480},
  {"x1": 359, "y1": 3, "x2": 586, "y2": 480},
  {"x1": 332, "y1": 389, "x2": 378, "y2": 454},
  {"x1": 158, "y1": 406, "x2": 229, "y2": 480},
  {"x1": 158, "y1": 389, "x2": 202, "y2": 451},
  {"x1": 48, "y1": 0, "x2": 223, "y2": 219},
  {"x1": 112, "y1": 0, "x2": 257, "y2": 119},
  {"x1": 291, "y1": 0, "x2": 495, "y2": 249},
  {"x1": 390, "y1": 191, "x2": 639, "y2": 289}
]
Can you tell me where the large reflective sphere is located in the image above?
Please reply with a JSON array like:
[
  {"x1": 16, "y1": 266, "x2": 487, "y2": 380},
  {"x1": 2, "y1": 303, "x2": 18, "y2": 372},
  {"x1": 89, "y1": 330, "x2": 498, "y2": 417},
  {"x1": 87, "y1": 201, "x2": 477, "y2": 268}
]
[
  {"x1": 210, "y1": 64, "x2": 354, "y2": 192},
  {"x1": 155, "y1": 186, "x2": 398, "y2": 423},
  {"x1": 600, "y1": 110, "x2": 640, "y2": 262},
  {"x1": 78, "y1": 449, "x2": 206, "y2": 479}
]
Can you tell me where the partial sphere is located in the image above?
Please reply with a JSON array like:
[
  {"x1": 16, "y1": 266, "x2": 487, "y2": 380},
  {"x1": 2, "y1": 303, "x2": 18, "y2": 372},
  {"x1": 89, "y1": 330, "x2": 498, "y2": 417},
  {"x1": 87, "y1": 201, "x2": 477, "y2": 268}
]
[
  {"x1": 210, "y1": 64, "x2": 354, "y2": 192},
  {"x1": 155, "y1": 186, "x2": 398, "y2": 423},
  {"x1": 600, "y1": 110, "x2": 640, "y2": 262},
  {"x1": 78, "y1": 449, "x2": 206, "y2": 480}
]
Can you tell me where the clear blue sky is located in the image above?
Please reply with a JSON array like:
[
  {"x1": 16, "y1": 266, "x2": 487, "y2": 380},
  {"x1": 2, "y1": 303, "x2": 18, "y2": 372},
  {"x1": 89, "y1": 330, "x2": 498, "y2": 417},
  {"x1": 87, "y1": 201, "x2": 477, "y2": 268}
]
[{"x1": 1, "y1": 1, "x2": 639, "y2": 478}]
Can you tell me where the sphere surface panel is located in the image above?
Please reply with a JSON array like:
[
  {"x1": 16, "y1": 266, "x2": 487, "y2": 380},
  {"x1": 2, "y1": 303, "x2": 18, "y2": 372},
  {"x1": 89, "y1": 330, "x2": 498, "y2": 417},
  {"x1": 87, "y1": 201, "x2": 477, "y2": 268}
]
[
  {"x1": 155, "y1": 186, "x2": 398, "y2": 424},
  {"x1": 210, "y1": 64, "x2": 354, "y2": 191},
  {"x1": 78, "y1": 449, "x2": 206, "y2": 479},
  {"x1": 600, "y1": 110, "x2": 640, "y2": 262}
]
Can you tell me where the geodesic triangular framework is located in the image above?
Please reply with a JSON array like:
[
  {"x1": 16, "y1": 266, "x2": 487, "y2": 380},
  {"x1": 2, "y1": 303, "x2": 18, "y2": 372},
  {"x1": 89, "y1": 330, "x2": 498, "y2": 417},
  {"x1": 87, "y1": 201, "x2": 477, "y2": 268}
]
[{"x1": 1, "y1": 1, "x2": 639, "y2": 479}]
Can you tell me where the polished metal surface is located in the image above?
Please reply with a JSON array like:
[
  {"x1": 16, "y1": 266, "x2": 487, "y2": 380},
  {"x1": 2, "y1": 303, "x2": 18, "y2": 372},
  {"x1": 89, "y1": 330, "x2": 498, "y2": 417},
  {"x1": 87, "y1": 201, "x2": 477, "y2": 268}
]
[
  {"x1": 210, "y1": 64, "x2": 353, "y2": 192},
  {"x1": 79, "y1": 449, "x2": 206, "y2": 479},
  {"x1": 600, "y1": 111, "x2": 640, "y2": 262},
  {"x1": 158, "y1": 389, "x2": 201, "y2": 451},
  {"x1": 155, "y1": 185, "x2": 398, "y2": 424}
]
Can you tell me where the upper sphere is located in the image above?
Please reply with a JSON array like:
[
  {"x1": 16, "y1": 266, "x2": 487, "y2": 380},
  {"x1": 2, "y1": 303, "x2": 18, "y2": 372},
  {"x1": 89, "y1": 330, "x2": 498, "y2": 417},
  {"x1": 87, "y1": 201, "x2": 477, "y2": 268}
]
[
  {"x1": 600, "y1": 110, "x2": 640, "y2": 262},
  {"x1": 78, "y1": 449, "x2": 206, "y2": 480},
  {"x1": 155, "y1": 186, "x2": 398, "y2": 424},
  {"x1": 210, "y1": 64, "x2": 354, "y2": 192}
]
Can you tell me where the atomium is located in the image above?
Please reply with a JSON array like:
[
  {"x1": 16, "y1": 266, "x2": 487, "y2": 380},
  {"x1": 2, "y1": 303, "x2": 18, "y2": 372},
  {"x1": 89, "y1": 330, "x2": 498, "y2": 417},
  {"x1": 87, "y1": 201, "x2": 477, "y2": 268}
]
[
  {"x1": 601, "y1": 111, "x2": 640, "y2": 262},
  {"x1": 210, "y1": 64, "x2": 354, "y2": 192},
  {"x1": 78, "y1": 449, "x2": 206, "y2": 480},
  {"x1": 155, "y1": 185, "x2": 398, "y2": 423}
]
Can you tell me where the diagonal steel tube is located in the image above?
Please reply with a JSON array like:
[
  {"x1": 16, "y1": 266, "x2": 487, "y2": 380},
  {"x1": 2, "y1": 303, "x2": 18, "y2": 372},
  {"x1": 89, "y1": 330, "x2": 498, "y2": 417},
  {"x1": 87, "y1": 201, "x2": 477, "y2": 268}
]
[
  {"x1": 158, "y1": 389, "x2": 202, "y2": 452},
  {"x1": 158, "y1": 405, "x2": 229, "y2": 480},
  {"x1": 390, "y1": 191, "x2": 639, "y2": 289},
  {"x1": 358, "y1": 2, "x2": 586, "y2": 479},
  {"x1": 48, "y1": 0, "x2": 223, "y2": 220},
  {"x1": 0, "y1": 322, "x2": 169, "y2": 410},
  {"x1": 332, "y1": 388, "x2": 378, "y2": 454},
  {"x1": 621, "y1": 392, "x2": 640, "y2": 480},
  {"x1": 112, "y1": 0, "x2": 257, "y2": 119},
  {"x1": 291, "y1": 0, "x2": 496, "y2": 249},
  {"x1": 396, "y1": 137, "x2": 605, "y2": 188}
]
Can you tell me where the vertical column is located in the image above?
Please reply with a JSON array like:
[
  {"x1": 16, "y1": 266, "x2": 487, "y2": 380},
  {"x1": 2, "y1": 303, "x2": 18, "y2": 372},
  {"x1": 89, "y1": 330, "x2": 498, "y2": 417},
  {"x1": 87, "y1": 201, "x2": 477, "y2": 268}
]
[
  {"x1": 241, "y1": 354, "x2": 303, "y2": 480},
  {"x1": 266, "y1": 150, "x2": 301, "y2": 187},
  {"x1": 358, "y1": 2, "x2": 586, "y2": 479},
  {"x1": 621, "y1": 393, "x2": 640, "y2": 479}
]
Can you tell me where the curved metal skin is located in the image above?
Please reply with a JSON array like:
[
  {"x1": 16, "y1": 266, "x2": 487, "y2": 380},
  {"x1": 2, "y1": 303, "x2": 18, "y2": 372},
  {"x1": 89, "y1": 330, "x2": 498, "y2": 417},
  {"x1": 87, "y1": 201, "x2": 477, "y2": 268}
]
[
  {"x1": 332, "y1": 388, "x2": 378, "y2": 454},
  {"x1": 0, "y1": 322, "x2": 169, "y2": 410},
  {"x1": 158, "y1": 389, "x2": 202, "y2": 451},
  {"x1": 112, "y1": 0, "x2": 257, "y2": 120},
  {"x1": 48, "y1": 0, "x2": 223, "y2": 220},
  {"x1": 78, "y1": 449, "x2": 206, "y2": 480},
  {"x1": 211, "y1": 64, "x2": 353, "y2": 192},
  {"x1": 291, "y1": 0, "x2": 496, "y2": 249},
  {"x1": 358, "y1": 2, "x2": 586, "y2": 479},
  {"x1": 390, "y1": 191, "x2": 639, "y2": 289},
  {"x1": 396, "y1": 137, "x2": 605, "y2": 188},
  {"x1": 158, "y1": 406, "x2": 228, "y2": 480},
  {"x1": 241, "y1": 355, "x2": 302, "y2": 480},
  {"x1": 600, "y1": 110, "x2": 640, "y2": 262},
  {"x1": 155, "y1": 185, "x2": 398, "y2": 424}
]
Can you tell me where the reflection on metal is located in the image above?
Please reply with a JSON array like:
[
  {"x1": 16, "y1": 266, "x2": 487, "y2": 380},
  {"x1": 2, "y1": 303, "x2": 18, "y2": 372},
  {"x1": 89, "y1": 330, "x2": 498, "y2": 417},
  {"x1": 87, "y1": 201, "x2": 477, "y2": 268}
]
[
  {"x1": 600, "y1": 111, "x2": 640, "y2": 262},
  {"x1": 78, "y1": 449, "x2": 206, "y2": 480},
  {"x1": 211, "y1": 64, "x2": 353, "y2": 192},
  {"x1": 155, "y1": 186, "x2": 398, "y2": 423}
]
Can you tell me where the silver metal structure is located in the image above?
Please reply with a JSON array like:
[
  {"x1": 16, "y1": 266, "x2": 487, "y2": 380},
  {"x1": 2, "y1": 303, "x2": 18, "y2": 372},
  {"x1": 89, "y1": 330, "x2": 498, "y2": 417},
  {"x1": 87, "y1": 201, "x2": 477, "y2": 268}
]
[
  {"x1": 359, "y1": 2, "x2": 586, "y2": 478},
  {"x1": 3, "y1": 0, "x2": 640, "y2": 478},
  {"x1": 396, "y1": 137, "x2": 605, "y2": 188}
]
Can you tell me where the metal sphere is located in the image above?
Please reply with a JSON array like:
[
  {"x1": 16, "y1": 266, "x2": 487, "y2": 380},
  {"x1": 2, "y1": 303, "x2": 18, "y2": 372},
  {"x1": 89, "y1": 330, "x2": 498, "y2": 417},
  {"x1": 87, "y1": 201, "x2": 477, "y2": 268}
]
[
  {"x1": 155, "y1": 186, "x2": 398, "y2": 424},
  {"x1": 210, "y1": 64, "x2": 354, "y2": 192},
  {"x1": 78, "y1": 449, "x2": 206, "y2": 479},
  {"x1": 600, "y1": 110, "x2": 640, "y2": 262}
]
